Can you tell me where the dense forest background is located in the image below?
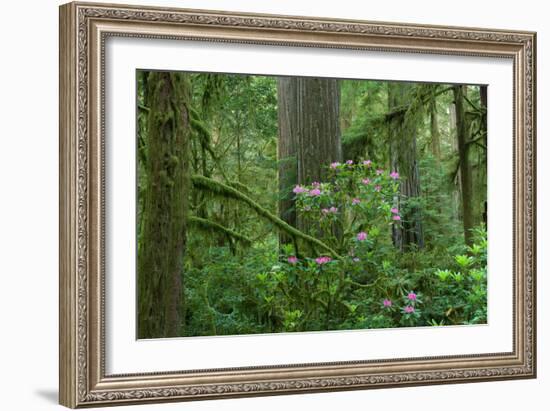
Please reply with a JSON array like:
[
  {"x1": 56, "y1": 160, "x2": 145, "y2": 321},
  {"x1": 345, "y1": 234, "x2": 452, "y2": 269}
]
[{"x1": 136, "y1": 71, "x2": 488, "y2": 339}]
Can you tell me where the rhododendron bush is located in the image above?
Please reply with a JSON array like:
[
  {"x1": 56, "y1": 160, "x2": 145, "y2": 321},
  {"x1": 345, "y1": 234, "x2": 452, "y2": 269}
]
[
  {"x1": 293, "y1": 160, "x2": 400, "y2": 254},
  {"x1": 241, "y1": 161, "x2": 488, "y2": 332},
  {"x1": 184, "y1": 160, "x2": 487, "y2": 335}
]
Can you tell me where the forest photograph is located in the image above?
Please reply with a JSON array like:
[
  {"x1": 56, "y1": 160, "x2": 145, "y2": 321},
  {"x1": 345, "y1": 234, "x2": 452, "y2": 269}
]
[{"x1": 136, "y1": 70, "x2": 488, "y2": 339}]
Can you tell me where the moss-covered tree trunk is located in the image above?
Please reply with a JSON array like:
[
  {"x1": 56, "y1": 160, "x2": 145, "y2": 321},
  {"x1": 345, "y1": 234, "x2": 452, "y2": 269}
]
[
  {"x1": 453, "y1": 85, "x2": 474, "y2": 246},
  {"x1": 138, "y1": 72, "x2": 191, "y2": 338},
  {"x1": 277, "y1": 77, "x2": 342, "y2": 239},
  {"x1": 388, "y1": 82, "x2": 424, "y2": 251}
]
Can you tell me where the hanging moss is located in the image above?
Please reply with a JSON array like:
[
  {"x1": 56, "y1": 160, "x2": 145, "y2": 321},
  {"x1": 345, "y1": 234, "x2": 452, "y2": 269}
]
[
  {"x1": 342, "y1": 113, "x2": 386, "y2": 162},
  {"x1": 190, "y1": 118, "x2": 211, "y2": 143},
  {"x1": 385, "y1": 85, "x2": 453, "y2": 122},
  {"x1": 188, "y1": 108, "x2": 233, "y2": 183},
  {"x1": 188, "y1": 216, "x2": 252, "y2": 245},
  {"x1": 191, "y1": 174, "x2": 341, "y2": 258}
]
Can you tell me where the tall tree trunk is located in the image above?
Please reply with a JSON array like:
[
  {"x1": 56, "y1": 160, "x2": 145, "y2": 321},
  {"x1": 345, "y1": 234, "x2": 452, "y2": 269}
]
[
  {"x1": 480, "y1": 85, "x2": 488, "y2": 226},
  {"x1": 138, "y1": 72, "x2": 191, "y2": 338},
  {"x1": 448, "y1": 102, "x2": 462, "y2": 221},
  {"x1": 429, "y1": 89, "x2": 442, "y2": 164},
  {"x1": 453, "y1": 85, "x2": 474, "y2": 246},
  {"x1": 295, "y1": 78, "x2": 342, "y2": 188},
  {"x1": 277, "y1": 77, "x2": 343, "y2": 239},
  {"x1": 388, "y1": 82, "x2": 424, "y2": 251},
  {"x1": 480, "y1": 86, "x2": 488, "y2": 117},
  {"x1": 277, "y1": 78, "x2": 299, "y2": 245}
]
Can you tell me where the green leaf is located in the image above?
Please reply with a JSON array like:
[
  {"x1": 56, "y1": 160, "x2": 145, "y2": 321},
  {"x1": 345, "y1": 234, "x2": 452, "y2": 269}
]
[
  {"x1": 455, "y1": 254, "x2": 474, "y2": 268},
  {"x1": 435, "y1": 269, "x2": 452, "y2": 281}
]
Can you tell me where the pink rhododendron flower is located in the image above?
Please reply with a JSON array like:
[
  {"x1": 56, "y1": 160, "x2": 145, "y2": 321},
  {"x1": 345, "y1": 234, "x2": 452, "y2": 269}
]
[
  {"x1": 287, "y1": 256, "x2": 298, "y2": 264},
  {"x1": 376, "y1": 169, "x2": 384, "y2": 175},
  {"x1": 391, "y1": 207, "x2": 399, "y2": 214},
  {"x1": 293, "y1": 185, "x2": 308, "y2": 194},
  {"x1": 311, "y1": 181, "x2": 321, "y2": 187},
  {"x1": 362, "y1": 178, "x2": 371, "y2": 185},
  {"x1": 383, "y1": 299, "x2": 392, "y2": 307},
  {"x1": 407, "y1": 292, "x2": 417, "y2": 301},
  {"x1": 352, "y1": 198, "x2": 361, "y2": 205},
  {"x1": 315, "y1": 256, "x2": 332, "y2": 265},
  {"x1": 389, "y1": 171, "x2": 400, "y2": 180},
  {"x1": 329, "y1": 206, "x2": 338, "y2": 213},
  {"x1": 309, "y1": 188, "x2": 321, "y2": 196},
  {"x1": 330, "y1": 162, "x2": 340, "y2": 169},
  {"x1": 392, "y1": 215, "x2": 401, "y2": 221},
  {"x1": 321, "y1": 208, "x2": 329, "y2": 214},
  {"x1": 356, "y1": 232, "x2": 368, "y2": 241},
  {"x1": 363, "y1": 160, "x2": 372, "y2": 166},
  {"x1": 375, "y1": 185, "x2": 382, "y2": 192},
  {"x1": 404, "y1": 305, "x2": 415, "y2": 314}
]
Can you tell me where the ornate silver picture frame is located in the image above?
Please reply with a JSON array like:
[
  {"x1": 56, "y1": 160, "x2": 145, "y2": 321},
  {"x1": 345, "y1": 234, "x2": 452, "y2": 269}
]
[{"x1": 59, "y1": 2, "x2": 536, "y2": 408}]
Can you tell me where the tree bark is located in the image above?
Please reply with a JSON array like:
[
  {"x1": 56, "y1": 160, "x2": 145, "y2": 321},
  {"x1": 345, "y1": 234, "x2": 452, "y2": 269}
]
[
  {"x1": 429, "y1": 89, "x2": 442, "y2": 163},
  {"x1": 480, "y1": 85, "x2": 488, "y2": 226},
  {"x1": 453, "y1": 85, "x2": 475, "y2": 246},
  {"x1": 277, "y1": 78, "x2": 299, "y2": 245},
  {"x1": 388, "y1": 82, "x2": 424, "y2": 251},
  {"x1": 138, "y1": 72, "x2": 191, "y2": 338},
  {"x1": 295, "y1": 77, "x2": 343, "y2": 188},
  {"x1": 277, "y1": 77, "x2": 343, "y2": 237},
  {"x1": 480, "y1": 86, "x2": 488, "y2": 114}
]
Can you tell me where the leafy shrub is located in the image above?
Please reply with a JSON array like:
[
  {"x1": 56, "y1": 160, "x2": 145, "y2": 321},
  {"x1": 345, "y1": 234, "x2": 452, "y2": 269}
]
[{"x1": 183, "y1": 160, "x2": 487, "y2": 335}]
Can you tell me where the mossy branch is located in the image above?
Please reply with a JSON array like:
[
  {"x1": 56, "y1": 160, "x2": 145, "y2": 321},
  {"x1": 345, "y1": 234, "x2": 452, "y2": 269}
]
[
  {"x1": 384, "y1": 85, "x2": 453, "y2": 121},
  {"x1": 191, "y1": 175, "x2": 341, "y2": 258},
  {"x1": 227, "y1": 180, "x2": 252, "y2": 194},
  {"x1": 188, "y1": 110, "x2": 254, "y2": 194},
  {"x1": 188, "y1": 215, "x2": 252, "y2": 245}
]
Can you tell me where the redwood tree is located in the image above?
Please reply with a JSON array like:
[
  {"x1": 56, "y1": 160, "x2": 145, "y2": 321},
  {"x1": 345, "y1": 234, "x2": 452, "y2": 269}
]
[
  {"x1": 387, "y1": 82, "x2": 424, "y2": 251},
  {"x1": 277, "y1": 77, "x2": 343, "y2": 237},
  {"x1": 453, "y1": 85, "x2": 474, "y2": 246},
  {"x1": 277, "y1": 77, "x2": 299, "y2": 244},
  {"x1": 429, "y1": 88, "x2": 442, "y2": 164}
]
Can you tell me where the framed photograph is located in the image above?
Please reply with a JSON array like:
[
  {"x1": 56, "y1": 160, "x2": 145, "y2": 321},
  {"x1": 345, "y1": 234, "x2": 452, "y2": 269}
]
[{"x1": 59, "y1": 1, "x2": 537, "y2": 408}]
